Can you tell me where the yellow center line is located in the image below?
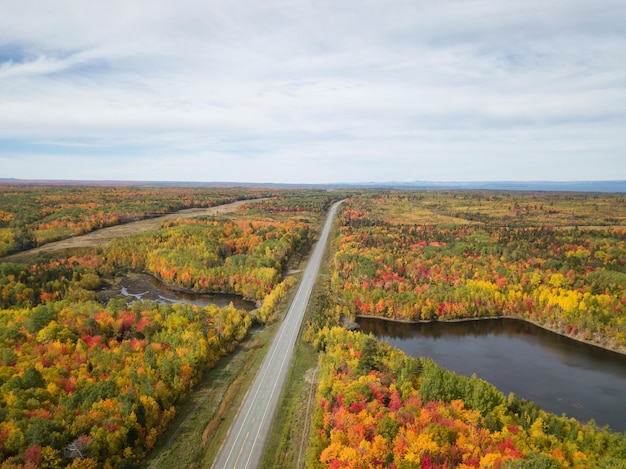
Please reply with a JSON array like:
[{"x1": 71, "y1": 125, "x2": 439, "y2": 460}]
[{"x1": 233, "y1": 432, "x2": 249, "y2": 469}]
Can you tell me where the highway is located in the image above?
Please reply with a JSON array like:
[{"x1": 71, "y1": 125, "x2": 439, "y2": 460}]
[{"x1": 212, "y1": 200, "x2": 343, "y2": 469}]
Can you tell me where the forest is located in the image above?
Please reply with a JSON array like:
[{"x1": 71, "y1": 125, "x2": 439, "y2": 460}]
[
  {"x1": 2, "y1": 187, "x2": 626, "y2": 468},
  {"x1": 306, "y1": 327, "x2": 626, "y2": 468},
  {"x1": 0, "y1": 188, "x2": 335, "y2": 468},
  {"x1": 0, "y1": 185, "x2": 281, "y2": 257},
  {"x1": 304, "y1": 190, "x2": 626, "y2": 468},
  {"x1": 332, "y1": 192, "x2": 626, "y2": 353}
]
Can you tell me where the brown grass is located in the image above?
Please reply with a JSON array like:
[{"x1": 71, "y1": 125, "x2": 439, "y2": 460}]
[{"x1": 143, "y1": 325, "x2": 277, "y2": 469}]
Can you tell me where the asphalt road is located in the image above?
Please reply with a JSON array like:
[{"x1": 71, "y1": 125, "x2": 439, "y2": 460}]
[{"x1": 212, "y1": 200, "x2": 343, "y2": 469}]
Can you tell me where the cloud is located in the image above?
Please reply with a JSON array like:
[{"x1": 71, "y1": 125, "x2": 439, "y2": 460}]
[{"x1": 0, "y1": 0, "x2": 625, "y2": 182}]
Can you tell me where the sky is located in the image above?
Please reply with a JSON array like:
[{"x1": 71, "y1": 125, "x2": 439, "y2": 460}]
[{"x1": 1, "y1": 0, "x2": 625, "y2": 184}]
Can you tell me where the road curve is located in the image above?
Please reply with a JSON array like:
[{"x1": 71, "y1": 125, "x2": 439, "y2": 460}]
[{"x1": 212, "y1": 200, "x2": 343, "y2": 469}]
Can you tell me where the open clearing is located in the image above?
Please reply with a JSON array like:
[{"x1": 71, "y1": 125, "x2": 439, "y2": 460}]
[{"x1": 2, "y1": 199, "x2": 257, "y2": 261}]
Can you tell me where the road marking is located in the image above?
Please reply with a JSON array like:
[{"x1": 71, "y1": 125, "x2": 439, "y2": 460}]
[
  {"x1": 213, "y1": 201, "x2": 343, "y2": 469},
  {"x1": 233, "y1": 432, "x2": 249, "y2": 469},
  {"x1": 220, "y1": 303, "x2": 292, "y2": 467}
]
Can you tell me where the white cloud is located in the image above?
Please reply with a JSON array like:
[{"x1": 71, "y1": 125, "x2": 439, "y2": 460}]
[{"x1": 0, "y1": 0, "x2": 625, "y2": 182}]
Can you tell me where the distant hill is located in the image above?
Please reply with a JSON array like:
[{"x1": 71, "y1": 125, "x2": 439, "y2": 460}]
[
  {"x1": 348, "y1": 180, "x2": 626, "y2": 192},
  {"x1": 1, "y1": 178, "x2": 625, "y2": 192}
]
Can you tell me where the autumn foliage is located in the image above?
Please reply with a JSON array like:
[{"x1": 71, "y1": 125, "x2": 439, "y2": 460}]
[
  {"x1": 306, "y1": 191, "x2": 626, "y2": 467},
  {"x1": 0, "y1": 185, "x2": 276, "y2": 257},
  {"x1": 1, "y1": 255, "x2": 106, "y2": 309},
  {"x1": 0, "y1": 190, "x2": 339, "y2": 467},
  {"x1": 0, "y1": 299, "x2": 251, "y2": 467},
  {"x1": 307, "y1": 328, "x2": 626, "y2": 468},
  {"x1": 333, "y1": 193, "x2": 626, "y2": 352},
  {"x1": 104, "y1": 217, "x2": 310, "y2": 301}
]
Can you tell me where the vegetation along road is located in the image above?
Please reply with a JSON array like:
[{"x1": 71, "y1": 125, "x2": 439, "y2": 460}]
[{"x1": 212, "y1": 200, "x2": 343, "y2": 469}]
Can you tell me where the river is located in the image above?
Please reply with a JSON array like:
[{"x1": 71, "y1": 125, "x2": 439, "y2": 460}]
[{"x1": 358, "y1": 317, "x2": 626, "y2": 433}]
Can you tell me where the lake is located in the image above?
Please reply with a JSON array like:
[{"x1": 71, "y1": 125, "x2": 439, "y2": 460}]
[{"x1": 358, "y1": 317, "x2": 626, "y2": 433}]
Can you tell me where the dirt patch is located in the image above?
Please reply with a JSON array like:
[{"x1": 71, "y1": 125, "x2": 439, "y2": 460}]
[{"x1": 304, "y1": 367, "x2": 318, "y2": 384}]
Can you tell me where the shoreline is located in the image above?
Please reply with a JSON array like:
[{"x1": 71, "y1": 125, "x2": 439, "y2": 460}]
[
  {"x1": 141, "y1": 270, "x2": 260, "y2": 305},
  {"x1": 101, "y1": 270, "x2": 260, "y2": 309},
  {"x1": 355, "y1": 313, "x2": 626, "y2": 357}
]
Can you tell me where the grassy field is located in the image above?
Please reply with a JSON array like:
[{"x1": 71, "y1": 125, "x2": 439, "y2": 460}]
[
  {"x1": 260, "y1": 340, "x2": 319, "y2": 469},
  {"x1": 353, "y1": 191, "x2": 626, "y2": 227}
]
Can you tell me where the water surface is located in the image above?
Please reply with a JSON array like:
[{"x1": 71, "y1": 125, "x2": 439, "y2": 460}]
[
  {"x1": 359, "y1": 317, "x2": 626, "y2": 432},
  {"x1": 146, "y1": 275, "x2": 256, "y2": 310},
  {"x1": 101, "y1": 272, "x2": 256, "y2": 311}
]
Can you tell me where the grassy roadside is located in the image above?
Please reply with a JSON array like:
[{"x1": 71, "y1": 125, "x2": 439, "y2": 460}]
[
  {"x1": 260, "y1": 207, "x2": 343, "y2": 469},
  {"x1": 260, "y1": 339, "x2": 319, "y2": 469},
  {"x1": 142, "y1": 210, "x2": 331, "y2": 469},
  {"x1": 142, "y1": 317, "x2": 282, "y2": 469}
]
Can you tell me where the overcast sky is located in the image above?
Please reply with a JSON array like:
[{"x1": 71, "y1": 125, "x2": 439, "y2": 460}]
[{"x1": 1, "y1": 0, "x2": 625, "y2": 183}]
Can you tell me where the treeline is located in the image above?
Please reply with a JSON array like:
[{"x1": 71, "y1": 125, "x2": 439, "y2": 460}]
[
  {"x1": 307, "y1": 327, "x2": 626, "y2": 468},
  {"x1": 237, "y1": 192, "x2": 338, "y2": 217},
  {"x1": 0, "y1": 255, "x2": 108, "y2": 309},
  {"x1": 105, "y1": 217, "x2": 310, "y2": 300},
  {"x1": 333, "y1": 194, "x2": 626, "y2": 352},
  {"x1": 0, "y1": 185, "x2": 276, "y2": 257}
]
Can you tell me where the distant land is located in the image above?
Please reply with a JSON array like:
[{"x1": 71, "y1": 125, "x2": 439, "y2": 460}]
[{"x1": 1, "y1": 178, "x2": 625, "y2": 192}]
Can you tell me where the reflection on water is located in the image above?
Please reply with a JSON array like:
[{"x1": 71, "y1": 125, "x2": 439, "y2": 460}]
[
  {"x1": 359, "y1": 317, "x2": 626, "y2": 432},
  {"x1": 147, "y1": 275, "x2": 256, "y2": 310},
  {"x1": 116, "y1": 274, "x2": 256, "y2": 311}
]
